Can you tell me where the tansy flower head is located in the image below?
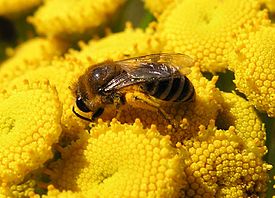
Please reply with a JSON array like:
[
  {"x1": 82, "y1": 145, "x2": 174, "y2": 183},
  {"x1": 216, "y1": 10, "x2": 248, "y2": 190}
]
[
  {"x1": 0, "y1": 37, "x2": 68, "y2": 86},
  {"x1": 28, "y1": 0, "x2": 126, "y2": 38},
  {"x1": 217, "y1": 92, "x2": 267, "y2": 154},
  {"x1": 179, "y1": 120, "x2": 271, "y2": 197},
  {"x1": 46, "y1": 119, "x2": 186, "y2": 197},
  {"x1": 68, "y1": 23, "x2": 161, "y2": 65},
  {"x1": 158, "y1": 0, "x2": 270, "y2": 72},
  {"x1": 0, "y1": 80, "x2": 62, "y2": 195},
  {"x1": 228, "y1": 26, "x2": 275, "y2": 117},
  {"x1": 0, "y1": 0, "x2": 273, "y2": 196},
  {"x1": 1, "y1": 57, "x2": 88, "y2": 134}
]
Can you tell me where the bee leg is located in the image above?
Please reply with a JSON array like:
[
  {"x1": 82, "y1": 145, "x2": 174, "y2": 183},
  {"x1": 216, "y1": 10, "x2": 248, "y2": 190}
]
[
  {"x1": 113, "y1": 93, "x2": 126, "y2": 119},
  {"x1": 154, "y1": 107, "x2": 178, "y2": 129},
  {"x1": 126, "y1": 92, "x2": 177, "y2": 128}
]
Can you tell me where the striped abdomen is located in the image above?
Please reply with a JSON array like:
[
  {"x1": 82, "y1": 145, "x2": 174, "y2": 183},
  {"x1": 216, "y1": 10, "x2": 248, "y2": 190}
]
[{"x1": 141, "y1": 76, "x2": 195, "y2": 102}]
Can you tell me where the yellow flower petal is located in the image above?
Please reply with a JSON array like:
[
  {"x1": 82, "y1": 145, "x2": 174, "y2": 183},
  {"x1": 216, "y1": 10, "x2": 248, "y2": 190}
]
[
  {"x1": 28, "y1": 0, "x2": 126, "y2": 37},
  {"x1": 158, "y1": 0, "x2": 270, "y2": 72},
  {"x1": 228, "y1": 26, "x2": 275, "y2": 117},
  {"x1": 0, "y1": 81, "x2": 62, "y2": 190},
  {"x1": 47, "y1": 119, "x2": 186, "y2": 197}
]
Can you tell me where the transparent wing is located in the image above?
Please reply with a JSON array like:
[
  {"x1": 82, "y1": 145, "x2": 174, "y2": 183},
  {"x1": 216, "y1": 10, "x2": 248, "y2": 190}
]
[
  {"x1": 116, "y1": 53, "x2": 193, "y2": 75},
  {"x1": 101, "y1": 53, "x2": 194, "y2": 92}
]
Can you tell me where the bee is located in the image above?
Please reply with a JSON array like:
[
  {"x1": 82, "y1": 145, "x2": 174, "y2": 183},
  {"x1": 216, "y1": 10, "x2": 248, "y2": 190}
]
[{"x1": 72, "y1": 53, "x2": 195, "y2": 124}]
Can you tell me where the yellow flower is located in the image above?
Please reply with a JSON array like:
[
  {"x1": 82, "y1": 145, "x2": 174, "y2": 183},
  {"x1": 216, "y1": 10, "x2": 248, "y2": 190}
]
[
  {"x1": 158, "y1": 0, "x2": 270, "y2": 72},
  {"x1": 0, "y1": 37, "x2": 68, "y2": 87},
  {"x1": 1, "y1": 57, "x2": 88, "y2": 134},
  {"x1": 0, "y1": 0, "x2": 41, "y2": 17},
  {"x1": 0, "y1": 0, "x2": 273, "y2": 196},
  {"x1": 68, "y1": 23, "x2": 161, "y2": 65},
  {"x1": 144, "y1": 0, "x2": 175, "y2": 17},
  {"x1": 0, "y1": 25, "x2": 161, "y2": 135},
  {"x1": 0, "y1": 80, "x2": 62, "y2": 196},
  {"x1": 179, "y1": 120, "x2": 271, "y2": 197},
  {"x1": 228, "y1": 26, "x2": 275, "y2": 117},
  {"x1": 218, "y1": 92, "x2": 267, "y2": 154},
  {"x1": 45, "y1": 119, "x2": 185, "y2": 197},
  {"x1": 28, "y1": 0, "x2": 126, "y2": 37}
]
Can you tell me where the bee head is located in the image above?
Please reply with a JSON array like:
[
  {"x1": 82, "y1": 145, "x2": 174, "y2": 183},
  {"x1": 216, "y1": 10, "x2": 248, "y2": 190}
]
[
  {"x1": 72, "y1": 62, "x2": 119, "y2": 122},
  {"x1": 74, "y1": 84, "x2": 106, "y2": 121},
  {"x1": 72, "y1": 77, "x2": 104, "y2": 121},
  {"x1": 73, "y1": 96, "x2": 105, "y2": 122}
]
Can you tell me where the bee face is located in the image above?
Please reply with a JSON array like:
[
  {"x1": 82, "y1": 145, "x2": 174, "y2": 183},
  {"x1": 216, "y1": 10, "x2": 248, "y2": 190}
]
[
  {"x1": 73, "y1": 53, "x2": 195, "y2": 122},
  {"x1": 74, "y1": 74, "x2": 108, "y2": 121}
]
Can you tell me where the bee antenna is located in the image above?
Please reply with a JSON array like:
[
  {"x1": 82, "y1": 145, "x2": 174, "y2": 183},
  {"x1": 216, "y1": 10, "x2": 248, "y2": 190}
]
[{"x1": 72, "y1": 106, "x2": 93, "y2": 122}]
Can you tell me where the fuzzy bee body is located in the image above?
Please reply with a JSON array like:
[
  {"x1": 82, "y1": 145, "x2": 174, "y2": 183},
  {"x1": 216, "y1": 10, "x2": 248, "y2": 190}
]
[{"x1": 73, "y1": 53, "x2": 195, "y2": 122}]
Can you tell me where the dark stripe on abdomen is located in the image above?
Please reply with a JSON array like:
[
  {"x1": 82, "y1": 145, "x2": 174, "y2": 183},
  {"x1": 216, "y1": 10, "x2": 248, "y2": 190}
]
[
  {"x1": 151, "y1": 80, "x2": 169, "y2": 99},
  {"x1": 142, "y1": 76, "x2": 195, "y2": 102},
  {"x1": 176, "y1": 77, "x2": 194, "y2": 102},
  {"x1": 164, "y1": 77, "x2": 183, "y2": 101}
]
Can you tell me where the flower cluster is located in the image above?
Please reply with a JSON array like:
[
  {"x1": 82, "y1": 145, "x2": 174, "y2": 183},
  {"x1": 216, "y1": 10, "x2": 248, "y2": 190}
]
[
  {"x1": 68, "y1": 23, "x2": 161, "y2": 65},
  {"x1": 228, "y1": 26, "x2": 275, "y2": 117},
  {"x1": 43, "y1": 119, "x2": 185, "y2": 197},
  {"x1": 0, "y1": 0, "x2": 274, "y2": 197},
  {"x1": 157, "y1": 0, "x2": 270, "y2": 72},
  {"x1": 0, "y1": 37, "x2": 68, "y2": 86},
  {"x1": 180, "y1": 120, "x2": 270, "y2": 197},
  {"x1": 28, "y1": 0, "x2": 126, "y2": 38},
  {"x1": 0, "y1": 81, "x2": 62, "y2": 196}
]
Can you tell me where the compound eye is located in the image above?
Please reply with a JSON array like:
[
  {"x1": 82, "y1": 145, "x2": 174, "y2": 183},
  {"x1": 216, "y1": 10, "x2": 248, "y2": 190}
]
[{"x1": 76, "y1": 97, "x2": 90, "y2": 112}]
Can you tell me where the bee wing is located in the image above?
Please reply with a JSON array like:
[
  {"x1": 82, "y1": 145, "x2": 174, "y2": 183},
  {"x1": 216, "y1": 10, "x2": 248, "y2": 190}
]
[
  {"x1": 101, "y1": 53, "x2": 194, "y2": 93},
  {"x1": 119, "y1": 53, "x2": 194, "y2": 75}
]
